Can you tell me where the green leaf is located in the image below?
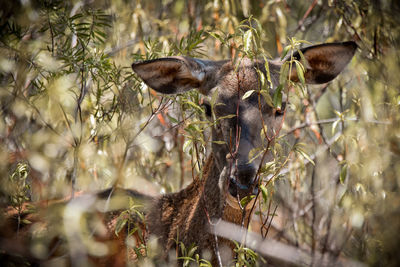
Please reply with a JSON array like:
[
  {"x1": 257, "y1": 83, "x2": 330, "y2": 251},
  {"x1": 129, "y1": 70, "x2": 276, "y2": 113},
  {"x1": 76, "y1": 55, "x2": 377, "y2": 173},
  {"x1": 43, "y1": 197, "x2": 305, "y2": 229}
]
[
  {"x1": 178, "y1": 256, "x2": 195, "y2": 262},
  {"x1": 243, "y1": 29, "x2": 253, "y2": 52},
  {"x1": 70, "y1": 13, "x2": 83, "y2": 21},
  {"x1": 134, "y1": 209, "x2": 145, "y2": 221},
  {"x1": 273, "y1": 84, "x2": 283, "y2": 109},
  {"x1": 340, "y1": 164, "x2": 348, "y2": 184},
  {"x1": 217, "y1": 114, "x2": 236, "y2": 120},
  {"x1": 260, "y1": 89, "x2": 273, "y2": 107},
  {"x1": 295, "y1": 144, "x2": 315, "y2": 165},
  {"x1": 297, "y1": 49, "x2": 308, "y2": 67},
  {"x1": 188, "y1": 246, "x2": 198, "y2": 257},
  {"x1": 184, "y1": 100, "x2": 204, "y2": 113},
  {"x1": 261, "y1": 161, "x2": 275, "y2": 175},
  {"x1": 280, "y1": 45, "x2": 290, "y2": 60},
  {"x1": 257, "y1": 69, "x2": 265, "y2": 87},
  {"x1": 114, "y1": 217, "x2": 128, "y2": 236},
  {"x1": 128, "y1": 226, "x2": 139, "y2": 236},
  {"x1": 210, "y1": 88, "x2": 219, "y2": 107},
  {"x1": 22, "y1": 219, "x2": 32, "y2": 224},
  {"x1": 248, "y1": 147, "x2": 263, "y2": 164},
  {"x1": 332, "y1": 119, "x2": 340, "y2": 135},
  {"x1": 240, "y1": 195, "x2": 255, "y2": 207},
  {"x1": 295, "y1": 60, "x2": 305, "y2": 85},
  {"x1": 183, "y1": 140, "x2": 192, "y2": 151},
  {"x1": 179, "y1": 242, "x2": 185, "y2": 254},
  {"x1": 263, "y1": 58, "x2": 272, "y2": 88},
  {"x1": 242, "y1": 90, "x2": 255, "y2": 100},
  {"x1": 259, "y1": 184, "x2": 268, "y2": 203},
  {"x1": 167, "y1": 114, "x2": 179, "y2": 123},
  {"x1": 25, "y1": 204, "x2": 37, "y2": 213},
  {"x1": 279, "y1": 62, "x2": 289, "y2": 85},
  {"x1": 200, "y1": 259, "x2": 212, "y2": 267}
]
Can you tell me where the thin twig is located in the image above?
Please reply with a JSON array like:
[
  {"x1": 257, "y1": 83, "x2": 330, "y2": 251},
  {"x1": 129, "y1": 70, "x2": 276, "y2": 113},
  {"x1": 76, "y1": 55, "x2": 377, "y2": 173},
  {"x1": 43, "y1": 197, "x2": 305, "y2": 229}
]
[
  {"x1": 127, "y1": 97, "x2": 169, "y2": 148},
  {"x1": 284, "y1": 116, "x2": 390, "y2": 138},
  {"x1": 105, "y1": 38, "x2": 139, "y2": 57},
  {"x1": 260, "y1": 198, "x2": 272, "y2": 238},
  {"x1": 265, "y1": 204, "x2": 278, "y2": 239},
  {"x1": 310, "y1": 160, "x2": 317, "y2": 266},
  {"x1": 71, "y1": 146, "x2": 79, "y2": 199},
  {"x1": 294, "y1": 0, "x2": 318, "y2": 34}
]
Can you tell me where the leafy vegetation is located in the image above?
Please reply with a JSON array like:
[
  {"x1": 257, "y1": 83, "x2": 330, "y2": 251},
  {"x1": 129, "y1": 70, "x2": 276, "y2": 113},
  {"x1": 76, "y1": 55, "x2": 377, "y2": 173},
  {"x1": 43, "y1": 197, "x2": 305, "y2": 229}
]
[{"x1": 0, "y1": 0, "x2": 399, "y2": 266}]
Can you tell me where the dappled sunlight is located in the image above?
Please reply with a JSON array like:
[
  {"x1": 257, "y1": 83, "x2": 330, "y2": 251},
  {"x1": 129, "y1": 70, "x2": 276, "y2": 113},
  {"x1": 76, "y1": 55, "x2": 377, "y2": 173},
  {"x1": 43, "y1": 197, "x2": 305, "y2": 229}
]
[{"x1": 1, "y1": 0, "x2": 399, "y2": 266}]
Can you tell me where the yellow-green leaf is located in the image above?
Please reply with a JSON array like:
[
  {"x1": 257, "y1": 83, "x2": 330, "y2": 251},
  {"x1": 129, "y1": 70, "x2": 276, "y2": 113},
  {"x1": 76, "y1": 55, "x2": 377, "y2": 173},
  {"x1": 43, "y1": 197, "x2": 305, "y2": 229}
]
[
  {"x1": 295, "y1": 60, "x2": 305, "y2": 85},
  {"x1": 259, "y1": 184, "x2": 268, "y2": 203},
  {"x1": 242, "y1": 90, "x2": 255, "y2": 100}
]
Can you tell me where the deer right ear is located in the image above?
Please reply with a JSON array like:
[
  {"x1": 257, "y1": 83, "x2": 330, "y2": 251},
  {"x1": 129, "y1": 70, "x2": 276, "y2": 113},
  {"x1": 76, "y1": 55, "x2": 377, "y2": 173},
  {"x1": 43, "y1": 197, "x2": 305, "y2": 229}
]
[
  {"x1": 132, "y1": 57, "x2": 210, "y2": 94},
  {"x1": 288, "y1": 41, "x2": 357, "y2": 84}
]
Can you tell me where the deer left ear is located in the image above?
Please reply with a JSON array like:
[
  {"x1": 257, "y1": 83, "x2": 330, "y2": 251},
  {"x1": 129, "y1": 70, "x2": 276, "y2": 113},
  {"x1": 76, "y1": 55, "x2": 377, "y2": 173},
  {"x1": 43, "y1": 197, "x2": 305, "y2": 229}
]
[
  {"x1": 132, "y1": 56, "x2": 207, "y2": 94},
  {"x1": 289, "y1": 41, "x2": 357, "y2": 84}
]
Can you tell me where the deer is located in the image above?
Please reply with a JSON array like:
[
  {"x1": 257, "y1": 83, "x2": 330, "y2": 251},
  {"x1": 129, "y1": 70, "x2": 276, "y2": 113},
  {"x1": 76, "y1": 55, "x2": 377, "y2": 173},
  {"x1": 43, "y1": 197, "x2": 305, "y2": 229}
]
[
  {"x1": 131, "y1": 41, "x2": 357, "y2": 265},
  {"x1": 0, "y1": 41, "x2": 356, "y2": 266}
]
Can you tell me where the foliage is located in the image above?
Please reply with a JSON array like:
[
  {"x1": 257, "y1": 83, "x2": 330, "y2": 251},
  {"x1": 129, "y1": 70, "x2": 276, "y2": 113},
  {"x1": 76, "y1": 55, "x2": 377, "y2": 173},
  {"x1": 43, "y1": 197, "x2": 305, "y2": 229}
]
[
  {"x1": 0, "y1": 0, "x2": 399, "y2": 266},
  {"x1": 232, "y1": 240, "x2": 264, "y2": 267},
  {"x1": 8, "y1": 162, "x2": 34, "y2": 235},
  {"x1": 177, "y1": 241, "x2": 212, "y2": 267}
]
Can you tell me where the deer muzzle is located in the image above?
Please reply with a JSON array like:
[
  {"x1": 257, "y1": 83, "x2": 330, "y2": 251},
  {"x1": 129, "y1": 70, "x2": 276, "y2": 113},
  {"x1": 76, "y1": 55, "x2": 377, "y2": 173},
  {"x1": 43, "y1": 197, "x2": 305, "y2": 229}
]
[{"x1": 227, "y1": 161, "x2": 258, "y2": 198}]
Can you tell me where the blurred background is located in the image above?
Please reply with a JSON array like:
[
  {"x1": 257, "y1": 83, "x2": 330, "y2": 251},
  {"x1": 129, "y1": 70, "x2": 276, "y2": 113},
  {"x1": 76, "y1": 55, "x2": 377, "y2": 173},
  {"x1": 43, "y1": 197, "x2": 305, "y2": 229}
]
[{"x1": 0, "y1": 0, "x2": 399, "y2": 266}]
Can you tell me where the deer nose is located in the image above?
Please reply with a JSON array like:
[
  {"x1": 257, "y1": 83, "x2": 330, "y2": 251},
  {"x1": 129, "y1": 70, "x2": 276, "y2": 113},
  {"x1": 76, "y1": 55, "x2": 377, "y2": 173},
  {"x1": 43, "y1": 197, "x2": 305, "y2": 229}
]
[{"x1": 228, "y1": 163, "x2": 258, "y2": 197}]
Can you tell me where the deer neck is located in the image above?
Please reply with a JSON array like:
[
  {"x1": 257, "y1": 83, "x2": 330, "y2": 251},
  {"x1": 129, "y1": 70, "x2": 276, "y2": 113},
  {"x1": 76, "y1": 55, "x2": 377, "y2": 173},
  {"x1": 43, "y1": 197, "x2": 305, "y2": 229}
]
[
  {"x1": 195, "y1": 153, "x2": 226, "y2": 221},
  {"x1": 199, "y1": 153, "x2": 255, "y2": 226}
]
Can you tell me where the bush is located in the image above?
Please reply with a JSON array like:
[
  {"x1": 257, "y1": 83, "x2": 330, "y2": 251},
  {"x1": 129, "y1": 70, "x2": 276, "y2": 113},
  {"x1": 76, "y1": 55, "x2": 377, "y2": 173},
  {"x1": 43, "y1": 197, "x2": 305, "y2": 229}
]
[{"x1": 0, "y1": 0, "x2": 399, "y2": 266}]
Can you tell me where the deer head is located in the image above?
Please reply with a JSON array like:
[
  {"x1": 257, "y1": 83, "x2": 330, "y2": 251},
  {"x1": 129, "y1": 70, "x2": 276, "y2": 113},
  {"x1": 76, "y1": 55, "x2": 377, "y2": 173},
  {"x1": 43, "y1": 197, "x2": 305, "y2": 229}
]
[{"x1": 132, "y1": 42, "x2": 357, "y2": 202}]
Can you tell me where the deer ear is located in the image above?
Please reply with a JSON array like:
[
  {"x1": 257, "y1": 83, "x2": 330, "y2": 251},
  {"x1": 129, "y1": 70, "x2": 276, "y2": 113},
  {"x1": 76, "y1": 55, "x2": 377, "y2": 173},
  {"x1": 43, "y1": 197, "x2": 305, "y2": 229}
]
[
  {"x1": 132, "y1": 57, "x2": 208, "y2": 94},
  {"x1": 289, "y1": 41, "x2": 357, "y2": 84}
]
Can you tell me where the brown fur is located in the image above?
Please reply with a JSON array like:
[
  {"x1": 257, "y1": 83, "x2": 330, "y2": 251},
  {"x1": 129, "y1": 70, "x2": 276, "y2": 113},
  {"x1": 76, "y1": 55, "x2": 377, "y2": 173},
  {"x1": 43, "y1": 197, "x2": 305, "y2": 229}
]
[
  {"x1": 132, "y1": 42, "x2": 356, "y2": 265},
  {"x1": 0, "y1": 42, "x2": 356, "y2": 266}
]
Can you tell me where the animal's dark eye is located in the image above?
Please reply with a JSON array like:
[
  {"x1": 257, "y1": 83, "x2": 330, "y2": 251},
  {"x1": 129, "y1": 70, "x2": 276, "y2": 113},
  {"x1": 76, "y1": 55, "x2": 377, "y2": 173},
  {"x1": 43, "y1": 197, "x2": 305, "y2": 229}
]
[
  {"x1": 202, "y1": 102, "x2": 212, "y2": 117},
  {"x1": 275, "y1": 102, "x2": 286, "y2": 116}
]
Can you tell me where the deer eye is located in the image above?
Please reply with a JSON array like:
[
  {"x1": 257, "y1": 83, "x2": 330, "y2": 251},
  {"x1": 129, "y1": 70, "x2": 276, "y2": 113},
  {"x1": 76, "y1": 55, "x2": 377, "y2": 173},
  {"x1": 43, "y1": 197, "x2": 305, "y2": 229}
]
[
  {"x1": 275, "y1": 102, "x2": 286, "y2": 117},
  {"x1": 202, "y1": 102, "x2": 212, "y2": 117}
]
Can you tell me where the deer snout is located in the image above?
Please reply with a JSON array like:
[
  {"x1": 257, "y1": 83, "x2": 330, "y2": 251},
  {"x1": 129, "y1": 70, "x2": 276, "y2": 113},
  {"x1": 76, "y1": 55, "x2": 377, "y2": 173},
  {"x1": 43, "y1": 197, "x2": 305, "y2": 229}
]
[{"x1": 228, "y1": 163, "x2": 258, "y2": 198}]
